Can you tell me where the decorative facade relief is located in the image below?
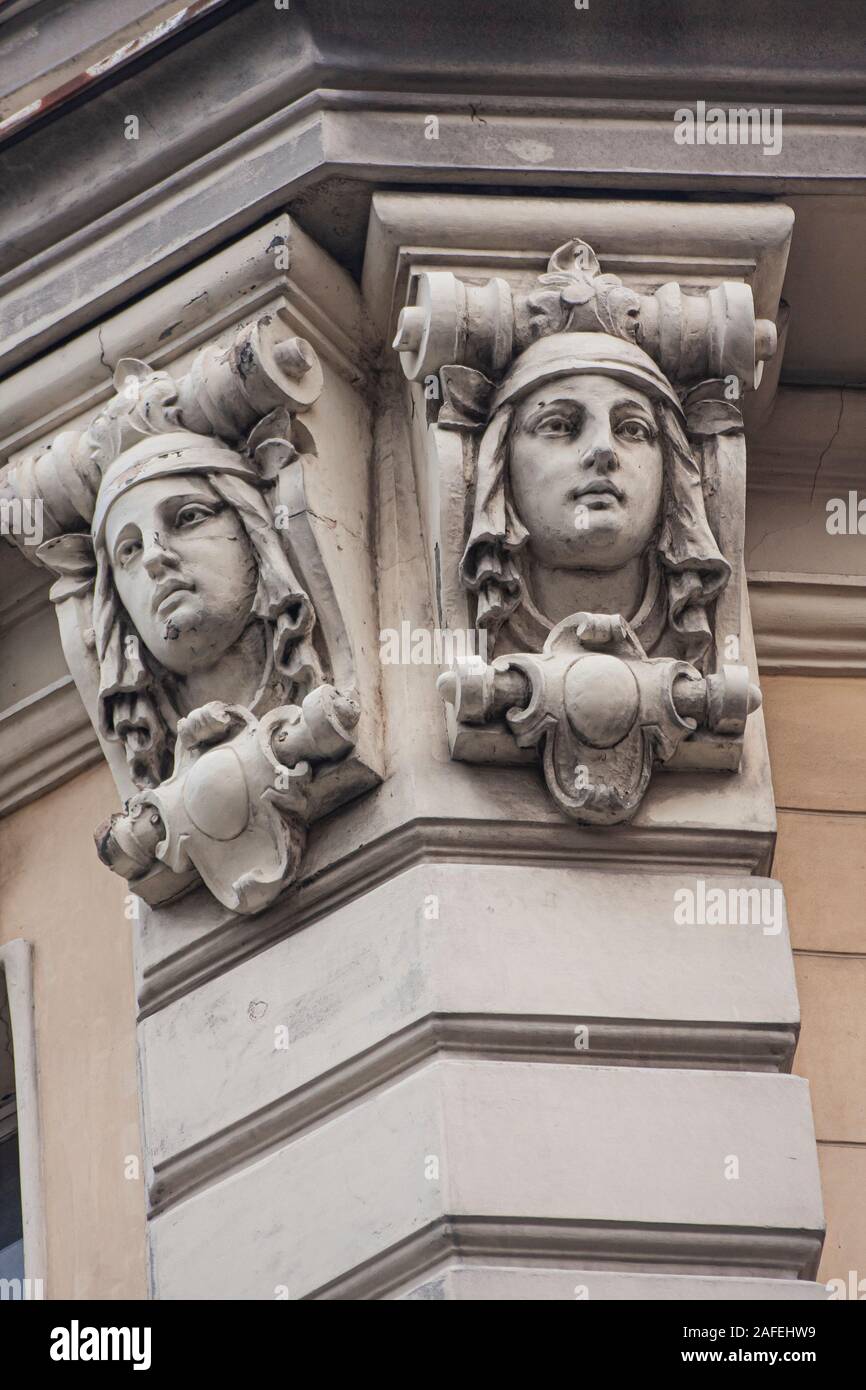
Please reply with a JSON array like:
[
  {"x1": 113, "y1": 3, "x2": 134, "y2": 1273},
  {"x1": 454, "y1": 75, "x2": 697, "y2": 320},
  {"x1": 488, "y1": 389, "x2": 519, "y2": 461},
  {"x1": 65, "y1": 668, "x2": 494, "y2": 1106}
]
[
  {"x1": 2, "y1": 312, "x2": 374, "y2": 913},
  {"x1": 393, "y1": 238, "x2": 773, "y2": 823}
]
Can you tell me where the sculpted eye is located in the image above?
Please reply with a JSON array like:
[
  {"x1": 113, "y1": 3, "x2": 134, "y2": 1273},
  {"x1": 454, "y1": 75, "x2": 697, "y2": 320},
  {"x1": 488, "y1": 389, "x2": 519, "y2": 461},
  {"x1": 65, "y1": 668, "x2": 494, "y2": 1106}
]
[
  {"x1": 616, "y1": 418, "x2": 653, "y2": 442},
  {"x1": 116, "y1": 538, "x2": 141, "y2": 567},
  {"x1": 535, "y1": 413, "x2": 575, "y2": 437},
  {"x1": 175, "y1": 502, "x2": 217, "y2": 528}
]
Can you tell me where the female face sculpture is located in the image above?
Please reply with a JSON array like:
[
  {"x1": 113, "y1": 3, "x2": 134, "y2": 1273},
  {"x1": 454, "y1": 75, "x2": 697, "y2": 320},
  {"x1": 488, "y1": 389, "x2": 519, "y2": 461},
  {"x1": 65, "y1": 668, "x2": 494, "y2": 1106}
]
[
  {"x1": 507, "y1": 373, "x2": 664, "y2": 572},
  {"x1": 104, "y1": 474, "x2": 259, "y2": 675},
  {"x1": 90, "y1": 430, "x2": 318, "y2": 788},
  {"x1": 458, "y1": 332, "x2": 731, "y2": 665}
]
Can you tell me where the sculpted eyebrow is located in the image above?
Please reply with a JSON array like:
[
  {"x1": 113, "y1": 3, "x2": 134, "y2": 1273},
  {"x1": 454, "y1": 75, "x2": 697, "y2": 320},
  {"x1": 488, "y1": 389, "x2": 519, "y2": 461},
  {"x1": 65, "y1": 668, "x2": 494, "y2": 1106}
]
[
  {"x1": 523, "y1": 399, "x2": 583, "y2": 423},
  {"x1": 160, "y1": 490, "x2": 219, "y2": 518}
]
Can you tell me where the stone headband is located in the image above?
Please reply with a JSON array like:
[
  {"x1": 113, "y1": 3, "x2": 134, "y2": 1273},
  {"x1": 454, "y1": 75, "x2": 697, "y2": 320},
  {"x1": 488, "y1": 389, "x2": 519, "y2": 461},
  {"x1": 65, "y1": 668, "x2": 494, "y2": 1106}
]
[
  {"x1": 490, "y1": 331, "x2": 685, "y2": 420},
  {"x1": 92, "y1": 432, "x2": 258, "y2": 545}
]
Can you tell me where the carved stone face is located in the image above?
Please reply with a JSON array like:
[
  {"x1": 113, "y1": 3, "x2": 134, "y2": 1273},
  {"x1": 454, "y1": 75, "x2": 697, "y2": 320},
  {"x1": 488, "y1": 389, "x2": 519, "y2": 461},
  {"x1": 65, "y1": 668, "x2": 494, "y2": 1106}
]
[
  {"x1": 104, "y1": 474, "x2": 259, "y2": 675},
  {"x1": 508, "y1": 373, "x2": 664, "y2": 571}
]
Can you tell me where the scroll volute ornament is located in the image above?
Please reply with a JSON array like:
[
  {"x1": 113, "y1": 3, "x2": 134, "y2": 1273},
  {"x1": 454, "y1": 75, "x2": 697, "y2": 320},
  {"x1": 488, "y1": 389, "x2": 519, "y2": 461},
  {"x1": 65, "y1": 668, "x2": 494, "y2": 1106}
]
[
  {"x1": 3, "y1": 312, "x2": 370, "y2": 913},
  {"x1": 393, "y1": 239, "x2": 771, "y2": 826},
  {"x1": 393, "y1": 237, "x2": 777, "y2": 390}
]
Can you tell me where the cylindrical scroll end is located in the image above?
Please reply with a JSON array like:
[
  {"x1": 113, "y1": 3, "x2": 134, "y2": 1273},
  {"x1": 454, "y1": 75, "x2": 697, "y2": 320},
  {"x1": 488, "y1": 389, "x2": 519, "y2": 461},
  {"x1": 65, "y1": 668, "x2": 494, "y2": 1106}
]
[{"x1": 393, "y1": 306, "x2": 426, "y2": 354}]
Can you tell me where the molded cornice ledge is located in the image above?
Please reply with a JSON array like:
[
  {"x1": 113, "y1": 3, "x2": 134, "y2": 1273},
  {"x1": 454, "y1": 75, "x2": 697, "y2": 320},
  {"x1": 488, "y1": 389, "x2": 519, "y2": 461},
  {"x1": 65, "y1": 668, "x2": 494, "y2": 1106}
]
[
  {"x1": 1, "y1": 94, "x2": 863, "y2": 378},
  {"x1": 746, "y1": 388, "x2": 866, "y2": 674},
  {"x1": 3, "y1": 0, "x2": 865, "y2": 151},
  {"x1": 1, "y1": 0, "x2": 865, "y2": 376},
  {"x1": 749, "y1": 574, "x2": 866, "y2": 676}
]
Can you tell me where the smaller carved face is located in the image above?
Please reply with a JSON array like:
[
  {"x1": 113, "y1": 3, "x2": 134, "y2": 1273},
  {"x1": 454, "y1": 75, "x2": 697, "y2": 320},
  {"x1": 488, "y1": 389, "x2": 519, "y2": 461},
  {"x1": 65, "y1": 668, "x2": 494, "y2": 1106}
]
[
  {"x1": 508, "y1": 373, "x2": 664, "y2": 571},
  {"x1": 105, "y1": 475, "x2": 259, "y2": 675}
]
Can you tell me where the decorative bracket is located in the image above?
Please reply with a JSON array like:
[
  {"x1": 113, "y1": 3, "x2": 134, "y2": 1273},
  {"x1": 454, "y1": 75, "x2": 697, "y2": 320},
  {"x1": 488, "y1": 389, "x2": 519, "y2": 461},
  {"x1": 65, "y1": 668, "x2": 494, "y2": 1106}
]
[
  {"x1": 95, "y1": 687, "x2": 358, "y2": 914},
  {"x1": 439, "y1": 612, "x2": 762, "y2": 826},
  {"x1": 393, "y1": 236, "x2": 778, "y2": 392},
  {"x1": 390, "y1": 222, "x2": 779, "y2": 826},
  {"x1": 2, "y1": 307, "x2": 378, "y2": 913}
]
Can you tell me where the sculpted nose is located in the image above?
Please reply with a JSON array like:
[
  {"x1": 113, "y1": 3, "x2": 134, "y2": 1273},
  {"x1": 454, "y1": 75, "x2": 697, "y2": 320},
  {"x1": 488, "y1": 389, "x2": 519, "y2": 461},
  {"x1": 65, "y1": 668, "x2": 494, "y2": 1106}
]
[
  {"x1": 578, "y1": 411, "x2": 619, "y2": 472},
  {"x1": 579, "y1": 425, "x2": 618, "y2": 474},
  {"x1": 582, "y1": 442, "x2": 617, "y2": 473},
  {"x1": 141, "y1": 532, "x2": 179, "y2": 577}
]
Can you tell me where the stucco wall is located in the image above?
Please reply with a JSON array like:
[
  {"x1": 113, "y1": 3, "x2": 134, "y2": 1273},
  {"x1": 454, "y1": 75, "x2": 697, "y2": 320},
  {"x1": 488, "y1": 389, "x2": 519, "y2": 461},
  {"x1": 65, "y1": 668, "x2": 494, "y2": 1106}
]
[
  {"x1": 0, "y1": 762, "x2": 146, "y2": 1299},
  {"x1": 763, "y1": 675, "x2": 866, "y2": 1290}
]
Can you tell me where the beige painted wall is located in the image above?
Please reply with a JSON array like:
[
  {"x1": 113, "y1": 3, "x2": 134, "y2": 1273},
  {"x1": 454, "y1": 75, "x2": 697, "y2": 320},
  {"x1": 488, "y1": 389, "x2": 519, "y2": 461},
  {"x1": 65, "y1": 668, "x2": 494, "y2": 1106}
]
[
  {"x1": 763, "y1": 675, "x2": 866, "y2": 1292},
  {"x1": 0, "y1": 762, "x2": 147, "y2": 1299}
]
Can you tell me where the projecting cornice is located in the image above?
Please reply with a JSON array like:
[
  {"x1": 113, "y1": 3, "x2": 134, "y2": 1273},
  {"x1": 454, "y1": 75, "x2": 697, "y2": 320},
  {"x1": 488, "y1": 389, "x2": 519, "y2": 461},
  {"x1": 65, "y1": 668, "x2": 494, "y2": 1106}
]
[
  {"x1": 3, "y1": 0, "x2": 866, "y2": 146},
  {"x1": 0, "y1": 95, "x2": 864, "y2": 381}
]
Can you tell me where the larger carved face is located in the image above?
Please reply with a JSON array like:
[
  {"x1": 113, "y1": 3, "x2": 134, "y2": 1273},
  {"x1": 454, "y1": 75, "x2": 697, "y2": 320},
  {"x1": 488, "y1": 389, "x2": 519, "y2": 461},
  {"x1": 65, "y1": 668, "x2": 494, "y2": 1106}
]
[
  {"x1": 508, "y1": 373, "x2": 664, "y2": 571},
  {"x1": 104, "y1": 474, "x2": 259, "y2": 675}
]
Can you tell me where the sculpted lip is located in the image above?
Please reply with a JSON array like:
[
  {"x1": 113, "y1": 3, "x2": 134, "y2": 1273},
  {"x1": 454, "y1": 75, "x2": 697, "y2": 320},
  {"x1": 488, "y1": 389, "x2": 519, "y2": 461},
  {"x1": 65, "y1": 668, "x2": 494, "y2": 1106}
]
[
  {"x1": 153, "y1": 580, "x2": 194, "y2": 615},
  {"x1": 572, "y1": 479, "x2": 624, "y2": 503}
]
